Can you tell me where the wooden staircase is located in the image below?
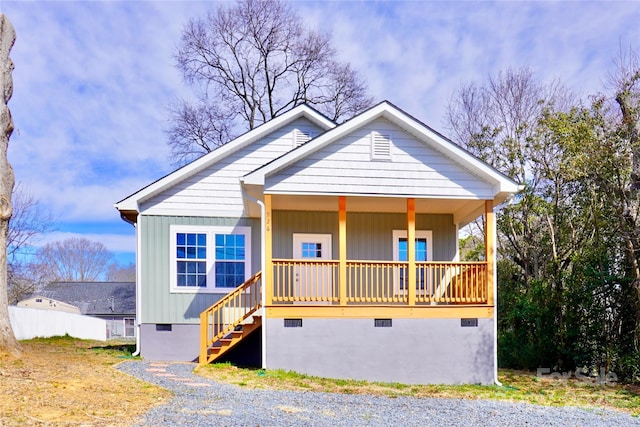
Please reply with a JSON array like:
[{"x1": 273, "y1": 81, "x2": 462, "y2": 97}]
[{"x1": 199, "y1": 272, "x2": 262, "y2": 366}]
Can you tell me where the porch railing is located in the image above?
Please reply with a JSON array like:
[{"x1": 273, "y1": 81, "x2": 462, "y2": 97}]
[
  {"x1": 199, "y1": 271, "x2": 262, "y2": 364},
  {"x1": 272, "y1": 259, "x2": 487, "y2": 305}
]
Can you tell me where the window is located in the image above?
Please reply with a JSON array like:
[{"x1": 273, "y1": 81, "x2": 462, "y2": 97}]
[
  {"x1": 176, "y1": 232, "x2": 207, "y2": 287},
  {"x1": 393, "y1": 230, "x2": 433, "y2": 292},
  {"x1": 215, "y1": 234, "x2": 246, "y2": 288},
  {"x1": 170, "y1": 225, "x2": 251, "y2": 293},
  {"x1": 124, "y1": 318, "x2": 135, "y2": 337}
]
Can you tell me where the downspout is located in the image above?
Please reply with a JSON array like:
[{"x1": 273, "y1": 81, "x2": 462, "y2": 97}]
[
  {"x1": 132, "y1": 219, "x2": 142, "y2": 357},
  {"x1": 120, "y1": 212, "x2": 141, "y2": 357},
  {"x1": 243, "y1": 192, "x2": 267, "y2": 369}
]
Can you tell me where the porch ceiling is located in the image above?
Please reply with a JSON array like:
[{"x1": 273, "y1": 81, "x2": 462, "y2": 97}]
[{"x1": 270, "y1": 194, "x2": 485, "y2": 225}]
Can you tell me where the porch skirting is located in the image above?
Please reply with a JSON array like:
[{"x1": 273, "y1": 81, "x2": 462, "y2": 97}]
[{"x1": 264, "y1": 317, "x2": 495, "y2": 385}]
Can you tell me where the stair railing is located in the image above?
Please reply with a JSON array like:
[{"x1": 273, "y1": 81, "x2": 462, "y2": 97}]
[{"x1": 199, "y1": 271, "x2": 262, "y2": 365}]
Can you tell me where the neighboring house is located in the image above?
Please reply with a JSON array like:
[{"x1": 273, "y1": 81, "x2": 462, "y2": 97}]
[
  {"x1": 17, "y1": 296, "x2": 81, "y2": 314},
  {"x1": 115, "y1": 101, "x2": 520, "y2": 384},
  {"x1": 20, "y1": 282, "x2": 136, "y2": 339}
]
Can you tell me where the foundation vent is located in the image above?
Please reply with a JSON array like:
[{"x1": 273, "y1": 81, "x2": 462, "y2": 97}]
[
  {"x1": 156, "y1": 324, "x2": 172, "y2": 332},
  {"x1": 461, "y1": 318, "x2": 478, "y2": 327},
  {"x1": 284, "y1": 318, "x2": 303, "y2": 328},
  {"x1": 374, "y1": 318, "x2": 393, "y2": 327}
]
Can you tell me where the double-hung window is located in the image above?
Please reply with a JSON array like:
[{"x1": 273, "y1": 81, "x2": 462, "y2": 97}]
[{"x1": 170, "y1": 225, "x2": 251, "y2": 293}]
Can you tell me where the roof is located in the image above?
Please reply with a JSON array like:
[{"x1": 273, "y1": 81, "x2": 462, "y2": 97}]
[{"x1": 37, "y1": 282, "x2": 136, "y2": 316}]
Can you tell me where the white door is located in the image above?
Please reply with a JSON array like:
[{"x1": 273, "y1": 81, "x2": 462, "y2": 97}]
[{"x1": 292, "y1": 234, "x2": 332, "y2": 302}]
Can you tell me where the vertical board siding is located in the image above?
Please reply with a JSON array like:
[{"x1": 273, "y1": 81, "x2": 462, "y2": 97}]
[
  {"x1": 272, "y1": 211, "x2": 338, "y2": 258},
  {"x1": 266, "y1": 118, "x2": 494, "y2": 198},
  {"x1": 140, "y1": 215, "x2": 260, "y2": 324},
  {"x1": 273, "y1": 210, "x2": 455, "y2": 261},
  {"x1": 141, "y1": 118, "x2": 326, "y2": 216}
]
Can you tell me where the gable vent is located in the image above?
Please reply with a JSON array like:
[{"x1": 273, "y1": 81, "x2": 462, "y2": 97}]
[
  {"x1": 371, "y1": 131, "x2": 392, "y2": 160},
  {"x1": 294, "y1": 129, "x2": 313, "y2": 147}
]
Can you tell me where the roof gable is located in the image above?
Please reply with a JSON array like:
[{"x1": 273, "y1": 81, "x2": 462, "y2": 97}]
[
  {"x1": 115, "y1": 104, "x2": 335, "y2": 215},
  {"x1": 243, "y1": 101, "x2": 521, "y2": 203}
]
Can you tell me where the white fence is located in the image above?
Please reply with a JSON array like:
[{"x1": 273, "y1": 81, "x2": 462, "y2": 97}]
[{"x1": 9, "y1": 306, "x2": 107, "y2": 341}]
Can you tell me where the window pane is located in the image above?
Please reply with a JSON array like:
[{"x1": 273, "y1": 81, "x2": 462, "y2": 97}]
[{"x1": 176, "y1": 232, "x2": 207, "y2": 287}]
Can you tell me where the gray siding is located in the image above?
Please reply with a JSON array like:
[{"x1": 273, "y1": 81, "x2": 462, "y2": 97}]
[
  {"x1": 141, "y1": 118, "x2": 327, "y2": 217},
  {"x1": 266, "y1": 117, "x2": 494, "y2": 198},
  {"x1": 273, "y1": 210, "x2": 456, "y2": 261},
  {"x1": 139, "y1": 215, "x2": 260, "y2": 324}
]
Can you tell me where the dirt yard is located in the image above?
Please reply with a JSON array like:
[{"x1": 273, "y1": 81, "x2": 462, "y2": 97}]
[{"x1": 0, "y1": 337, "x2": 169, "y2": 426}]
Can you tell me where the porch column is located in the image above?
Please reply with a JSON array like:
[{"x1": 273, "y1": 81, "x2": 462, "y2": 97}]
[
  {"x1": 339, "y1": 196, "x2": 347, "y2": 306},
  {"x1": 485, "y1": 199, "x2": 495, "y2": 306},
  {"x1": 265, "y1": 194, "x2": 273, "y2": 306},
  {"x1": 407, "y1": 198, "x2": 416, "y2": 306}
]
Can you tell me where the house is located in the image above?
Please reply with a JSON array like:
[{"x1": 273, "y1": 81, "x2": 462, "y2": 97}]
[
  {"x1": 115, "y1": 101, "x2": 520, "y2": 384},
  {"x1": 20, "y1": 282, "x2": 137, "y2": 339},
  {"x1": 17, "y1": 296, "x2": 81, "y2": 314}
]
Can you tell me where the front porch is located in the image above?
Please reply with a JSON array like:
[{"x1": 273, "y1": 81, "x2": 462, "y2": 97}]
[{"x1": 200, "y1": 194, "x2": 496, "y2": 365}]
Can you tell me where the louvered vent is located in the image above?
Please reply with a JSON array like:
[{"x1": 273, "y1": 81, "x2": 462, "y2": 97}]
[
  {"x1": 294, "y1": 129, "x2": 313, "y2": 147},
  {"x1": 371, "y1": 132, "x2": 391, "y2": 160}
]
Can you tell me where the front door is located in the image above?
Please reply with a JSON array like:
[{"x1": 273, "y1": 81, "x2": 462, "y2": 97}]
[{"x1": 292, "y1": 233, "x2": 332, "y2": 302}]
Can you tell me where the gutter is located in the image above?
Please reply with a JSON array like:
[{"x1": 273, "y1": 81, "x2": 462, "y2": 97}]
[{"x1": 243, "y1": 192, "x2": 267, "y2": 369}]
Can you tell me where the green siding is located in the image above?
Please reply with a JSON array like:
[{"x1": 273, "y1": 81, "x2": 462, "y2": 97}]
[
  {"x1": 139, "y1": 215, "x2": 260, "y2": 324},
  {"x1": 273, "y1": 211, "x2": 456, "y2": 261}
]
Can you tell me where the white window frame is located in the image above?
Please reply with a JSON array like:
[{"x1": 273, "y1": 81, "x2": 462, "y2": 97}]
[
  {"x1": 169, "y1": 225, "x2": 252, "y2": 294},
  {"x1": 393, "y1": 229, "x2": 433, "y2": 294}
]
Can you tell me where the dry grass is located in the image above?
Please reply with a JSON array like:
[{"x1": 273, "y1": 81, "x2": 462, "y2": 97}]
[
  {"x1": 0, "y1": 336, "x2": 169, "y2": 426},
  {"x1": 195, "y1": 363, "x2": 640, "y2": 416}
]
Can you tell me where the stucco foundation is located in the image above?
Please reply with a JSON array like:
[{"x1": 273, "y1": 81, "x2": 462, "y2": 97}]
[{"x1": 265, "y1": 317, "x2": 495, "y2": 385}]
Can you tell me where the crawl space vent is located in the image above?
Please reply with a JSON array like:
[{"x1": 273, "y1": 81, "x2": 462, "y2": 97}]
[
  {"x1": 284, "y1": 318, "x2": 303, "y2": 328},
  {"x1": 374, "y1": 318, "x2": 393, "y2": 328}
]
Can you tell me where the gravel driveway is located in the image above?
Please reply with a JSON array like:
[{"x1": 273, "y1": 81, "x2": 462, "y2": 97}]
[{"x1": 116, "y1": 361, "x2": 640, "y2": 426}]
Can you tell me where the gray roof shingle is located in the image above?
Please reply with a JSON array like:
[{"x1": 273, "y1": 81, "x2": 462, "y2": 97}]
[{"x1": 38, "y1": 282, "x2": 135, "y2": 316}]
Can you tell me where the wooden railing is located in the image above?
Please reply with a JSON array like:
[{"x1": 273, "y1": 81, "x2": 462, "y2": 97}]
[
  {"x1": 199, "y1": 272, "x2": 262, "y2": 365},
  {"x1": 272, "y1": 260, "x2": 487, "y2": 305}
]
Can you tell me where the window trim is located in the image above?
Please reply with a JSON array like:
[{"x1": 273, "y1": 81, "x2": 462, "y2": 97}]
[{"x1": 169, "y1": 225, "x2": 252, "y2": 294}]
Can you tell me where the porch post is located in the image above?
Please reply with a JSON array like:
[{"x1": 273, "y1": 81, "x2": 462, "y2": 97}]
[
  {"x1": 485, "y1": 199, "x2": 495, "y2": 306},
  {"x1": 265, "y1": 194, "x2": 273, "y2": 306},
  {"x1": 407, "y1": 198, "x2": 416, "y2": 306},
  {"x1": 339, "y1": 196, "x2": 347, "y2": 306}
]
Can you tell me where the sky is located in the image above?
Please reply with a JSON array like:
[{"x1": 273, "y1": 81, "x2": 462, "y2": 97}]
[{"x1": 0, "y1": 0, "x2": 638, "y2": 266}]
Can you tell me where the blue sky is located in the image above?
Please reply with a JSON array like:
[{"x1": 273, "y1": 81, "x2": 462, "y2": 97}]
[{"x1": 1, "y1": 0, "x2": 638, "y2": 266}]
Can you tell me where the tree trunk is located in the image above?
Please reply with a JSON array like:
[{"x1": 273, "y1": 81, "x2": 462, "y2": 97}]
[{"x1": 0, "y1": 14, "x2": 20, "y2": 357}]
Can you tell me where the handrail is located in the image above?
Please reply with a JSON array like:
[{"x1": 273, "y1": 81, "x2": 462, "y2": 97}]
[{"x1": 199, "y1": 271, "x2": 262, "y2": 365}]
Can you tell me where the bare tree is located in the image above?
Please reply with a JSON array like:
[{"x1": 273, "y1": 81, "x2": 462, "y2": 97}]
[
  {"x1": 0, "y1": 14, "x2": 19, "y2": 356},
  {"x1": 106, "y1": 262, "x2": 135, "y2": 282},
  {"x1": 170, "y1": 0, "x2": 373, "y2": 165},
  {"x1": 36, "y1": 238, "x2": 114, "y2": 282}
]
